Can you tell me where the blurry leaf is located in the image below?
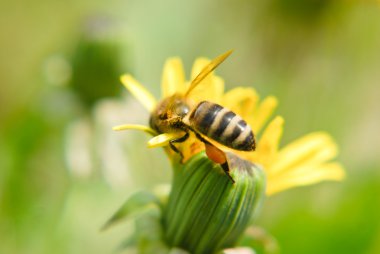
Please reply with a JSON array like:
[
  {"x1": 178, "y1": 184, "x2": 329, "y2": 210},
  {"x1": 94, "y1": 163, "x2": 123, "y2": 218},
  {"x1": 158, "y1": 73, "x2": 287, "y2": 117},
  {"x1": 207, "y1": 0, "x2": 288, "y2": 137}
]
[
  {"x1": 135, "y1": 206, "x2": 169, "y2": 254},
  {"x1": 101, "y1": 191, "x2": 159, "y2": 231},
  {"x1": 116, "y1": 205, "x2": 169, "y2": 253},
  {"x1": 116, "y1": 232, "x2": 138, "y2": 252},
  {"x1": 239, "y1": 226, "x2": 279, "y2": 254}
]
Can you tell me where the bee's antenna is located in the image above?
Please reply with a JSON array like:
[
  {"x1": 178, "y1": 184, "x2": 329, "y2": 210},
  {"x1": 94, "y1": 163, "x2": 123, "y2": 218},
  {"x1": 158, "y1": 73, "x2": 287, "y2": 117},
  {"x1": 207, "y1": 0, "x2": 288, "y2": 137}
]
[{"x1": 184, "y1": 50, "x2": 233, "y2": 98}]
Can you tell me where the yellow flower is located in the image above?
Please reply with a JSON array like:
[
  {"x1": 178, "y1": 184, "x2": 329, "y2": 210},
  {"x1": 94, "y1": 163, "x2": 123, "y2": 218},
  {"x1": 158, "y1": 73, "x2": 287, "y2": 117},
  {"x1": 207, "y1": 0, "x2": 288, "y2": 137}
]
[{"x1": 114, "y1": 53, "x2": 345, "y2": 196}]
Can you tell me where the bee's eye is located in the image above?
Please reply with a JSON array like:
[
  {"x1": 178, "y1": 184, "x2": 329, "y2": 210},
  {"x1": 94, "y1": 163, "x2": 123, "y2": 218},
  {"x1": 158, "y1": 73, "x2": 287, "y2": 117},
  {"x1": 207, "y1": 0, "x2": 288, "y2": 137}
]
[
  {"x1": 159, "y1": 113, "x2": 168, "y2": 120},
  {"x1": 175, "y1": 104, "x2": 189, "y2": 117}
]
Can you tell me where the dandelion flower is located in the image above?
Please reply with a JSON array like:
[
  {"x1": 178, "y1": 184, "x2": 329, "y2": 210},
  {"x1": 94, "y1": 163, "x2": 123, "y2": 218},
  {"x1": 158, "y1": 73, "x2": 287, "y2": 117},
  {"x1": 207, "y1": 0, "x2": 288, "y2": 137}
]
[
  {"x1": 114, "y1": 52, "x2": 345, "y2": 195},
  {"x1": 108, "y1": 51, "x2": 345, "y2": 253}
]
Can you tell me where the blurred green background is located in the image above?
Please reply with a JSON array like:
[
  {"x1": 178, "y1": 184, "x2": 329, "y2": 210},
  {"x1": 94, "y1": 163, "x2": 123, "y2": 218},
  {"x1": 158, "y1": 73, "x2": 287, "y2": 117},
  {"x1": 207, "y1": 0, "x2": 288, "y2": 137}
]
[{"x1": 1, "y1": 0, "x2": 380, "y2": 253}]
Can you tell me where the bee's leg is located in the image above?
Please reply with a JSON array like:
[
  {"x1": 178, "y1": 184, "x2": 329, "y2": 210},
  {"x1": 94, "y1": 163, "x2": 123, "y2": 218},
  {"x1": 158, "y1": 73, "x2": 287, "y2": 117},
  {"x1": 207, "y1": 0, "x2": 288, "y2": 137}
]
[
  {"x1": 220, "y1": 162, "x2": 235, "y2": 184},
  {"x1": 192, "y1": 131, "x2": 235, "y2": 184},
  {"x1": 193, "y1": 131, "x2": 207, "y2": 144},
  {"x1": 169, "y1": 131, "x2": 190, "y2": 163}
]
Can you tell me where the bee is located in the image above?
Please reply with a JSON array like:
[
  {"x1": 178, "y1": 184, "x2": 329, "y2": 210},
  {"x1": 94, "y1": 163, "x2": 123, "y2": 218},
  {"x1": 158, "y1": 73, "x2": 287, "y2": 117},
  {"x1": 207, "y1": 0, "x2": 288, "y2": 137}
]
[{"x1": 149, "y1": 50, "x2": 255, "y2": 183}]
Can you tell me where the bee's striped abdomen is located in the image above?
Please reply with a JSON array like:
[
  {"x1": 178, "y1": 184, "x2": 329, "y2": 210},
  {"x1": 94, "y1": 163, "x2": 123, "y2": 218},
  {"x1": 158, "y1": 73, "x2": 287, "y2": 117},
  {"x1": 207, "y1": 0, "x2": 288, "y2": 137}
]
[{"x1": 189, "y1": 101, "x2": 255, "y2": 151}]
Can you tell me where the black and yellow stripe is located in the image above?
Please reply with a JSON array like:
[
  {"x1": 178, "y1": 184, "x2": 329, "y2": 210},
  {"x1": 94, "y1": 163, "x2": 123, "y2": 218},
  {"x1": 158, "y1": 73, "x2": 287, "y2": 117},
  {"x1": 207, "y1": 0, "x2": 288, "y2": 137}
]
[{"x1": 189, "y1": 101, "x2": 255, "y2": 151}]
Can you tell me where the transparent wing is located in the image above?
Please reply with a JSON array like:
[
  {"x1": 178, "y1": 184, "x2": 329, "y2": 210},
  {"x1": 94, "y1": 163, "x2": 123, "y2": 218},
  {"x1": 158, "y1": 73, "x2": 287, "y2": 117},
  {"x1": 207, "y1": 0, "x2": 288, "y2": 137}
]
[{"x1": 184, "y1": 50, "x2": 232, "y2": 97}]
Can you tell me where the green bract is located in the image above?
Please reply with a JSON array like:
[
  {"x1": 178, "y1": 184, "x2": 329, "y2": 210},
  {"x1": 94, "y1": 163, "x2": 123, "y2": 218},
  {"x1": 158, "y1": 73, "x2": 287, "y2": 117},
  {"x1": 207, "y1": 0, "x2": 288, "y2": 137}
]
[
  {"x1": 164, "y1": 152, "x2": 265, "y2": 254},
  {"x1": 104, "y1": 151, "x2": 266, "y2": 254}
]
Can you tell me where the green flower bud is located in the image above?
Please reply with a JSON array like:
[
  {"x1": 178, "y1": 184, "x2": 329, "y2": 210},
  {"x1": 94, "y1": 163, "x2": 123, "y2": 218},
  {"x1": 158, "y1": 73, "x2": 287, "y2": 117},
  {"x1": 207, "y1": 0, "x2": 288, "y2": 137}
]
[
  {"x1": 163, "y1": 151, "x2": 266, "y2": 254},
  {"x1": 69, "y1": 21, "x2": 129, "y2": 109}
]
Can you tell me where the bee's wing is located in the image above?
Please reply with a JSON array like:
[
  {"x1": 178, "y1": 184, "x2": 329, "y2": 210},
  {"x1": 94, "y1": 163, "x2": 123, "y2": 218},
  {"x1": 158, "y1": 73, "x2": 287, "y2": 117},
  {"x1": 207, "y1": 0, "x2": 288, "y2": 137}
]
[{"x1": 184, "y1": 50, "x2": 233, "y2": 97}]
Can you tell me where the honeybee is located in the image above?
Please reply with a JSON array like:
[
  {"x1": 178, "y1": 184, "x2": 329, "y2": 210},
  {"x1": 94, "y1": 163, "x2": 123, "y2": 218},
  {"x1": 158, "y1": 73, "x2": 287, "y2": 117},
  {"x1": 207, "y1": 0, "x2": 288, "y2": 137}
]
[{"x1": 150, "y1": 50, "x2": 256, "y2": 183}]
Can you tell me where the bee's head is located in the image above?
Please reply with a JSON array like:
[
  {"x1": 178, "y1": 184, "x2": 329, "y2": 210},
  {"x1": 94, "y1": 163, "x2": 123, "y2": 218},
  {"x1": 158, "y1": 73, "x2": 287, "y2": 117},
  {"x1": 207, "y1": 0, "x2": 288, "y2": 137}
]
[{"x1": 149, "y1": 94, "x2": 192, "y2": 133}]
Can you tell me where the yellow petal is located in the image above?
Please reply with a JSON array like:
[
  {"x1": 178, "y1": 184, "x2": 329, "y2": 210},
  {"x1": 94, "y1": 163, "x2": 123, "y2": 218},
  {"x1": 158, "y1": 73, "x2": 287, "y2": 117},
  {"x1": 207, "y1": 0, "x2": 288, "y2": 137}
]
[
  {"x1": 187, "y1": 58, "x2": 225, "y2": 103},
  {"x1": 112, "y1": 124, "x2": 157, "y2": 136},
  {"x1": 222, "y1": 87, "x2": 259, "y2": 120},
  {"x1": 147, "y1": 132, "x2": 185, "y2": 148},
  {"x1": 267, "y1": 162, "x2": 345, "y2": 196},
  {"x1": 251, "y1": 96, "x2": 278, "y2": 134},
  {"x1": 251, "y1": 116, "x2": 284, "y2": 167},
  {"x1": 120, "y1": 74, "x2": 157, "y2": 112},
  {"x1": 269, "y1": 132, "x2": 338, "y2": 176},
  {"x1": 161, "y1": 58, "x2": 186, "y2": 98}
]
